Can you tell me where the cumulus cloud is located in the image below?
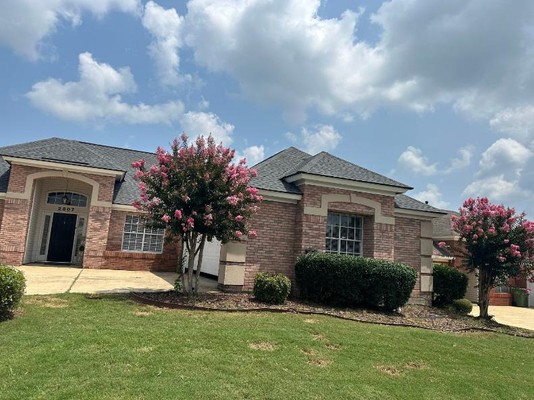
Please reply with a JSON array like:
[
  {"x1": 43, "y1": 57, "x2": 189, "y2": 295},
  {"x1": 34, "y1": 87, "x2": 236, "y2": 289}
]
[
  {"x1": 178, "y1": 0, "x2": 534, "y2": 129},
  {"x1": 490, "y1": 106, "x2": 534, "y2": 141},
  {"x1": 0, "y1": 0, "x2": 140, "y2": 60},
  {"x1": 462, "y1": 175, "x2": 530, "y2": 203},
  {"x1": 287, "y1": 125, "x2": 342, "y2": 154},
  {"x1": 235, "y1": 145, "x2": 265, "y2": 166},
  {"x1": 478, "y1": 138, "x2": 532, "y2": 176},
  {"x1": 179, "y1": 111, "x2": 234, "y2": 146},
  {"x1": 397, "y1": 146, "x2": 437, "y2": 176},
  {"x1": 142, "y1": 1, "x2": 187, "y2": 87},
  {"x1": 26, "y1": 52, "x2": 184, "y2": 124},
  {"x1": 412, "y1": 184, "x2": 449, "y2": 209},
  {"x1": 397, "y1": 146, "x2": 472, "y2": 176}
]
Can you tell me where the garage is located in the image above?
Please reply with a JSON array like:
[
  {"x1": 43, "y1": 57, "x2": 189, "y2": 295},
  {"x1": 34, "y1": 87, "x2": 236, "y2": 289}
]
[{"x1": 188, "y1": 239, "x2": 221, "y2": 277}]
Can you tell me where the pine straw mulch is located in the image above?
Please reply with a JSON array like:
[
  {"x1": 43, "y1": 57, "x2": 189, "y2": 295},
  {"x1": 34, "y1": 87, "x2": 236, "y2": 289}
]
[{"x1": 132, "y1": 291, "x2": 534, "y2": 338}]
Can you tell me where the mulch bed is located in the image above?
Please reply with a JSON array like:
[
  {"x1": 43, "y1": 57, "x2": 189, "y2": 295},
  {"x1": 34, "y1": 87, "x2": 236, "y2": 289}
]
[{"x1": 132, "y1": 291, "x2": 534, "y2": 338}]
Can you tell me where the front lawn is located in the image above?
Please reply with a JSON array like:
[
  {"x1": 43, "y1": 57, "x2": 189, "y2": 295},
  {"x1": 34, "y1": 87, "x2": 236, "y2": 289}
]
[{"x1": 1, "y1": 294, "x2": 533, "y2": 399}]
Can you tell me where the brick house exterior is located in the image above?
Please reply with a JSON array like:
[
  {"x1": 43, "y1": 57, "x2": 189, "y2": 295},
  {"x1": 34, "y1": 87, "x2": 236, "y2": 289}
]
[{"x1": 0, "y1": 138, "x2": 443, "y2": 303}]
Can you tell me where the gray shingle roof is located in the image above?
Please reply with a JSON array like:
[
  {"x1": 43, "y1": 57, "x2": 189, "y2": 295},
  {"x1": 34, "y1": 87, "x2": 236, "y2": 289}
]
[
  {"x1": 0, "y1": 138, "x2": 156, "y2": 205},
  {"x1": 432, "y1": 210, "x2": 460, "y2": 237},
  {"x1": 394, "y1": 194, "x2": 445, "y2": 214},
  {"x1": 250, "y1": 147, "x2": 412, "y2": 194},
  {"x1": 284, "y1": 151, "x2": 412, "y2": 190}
]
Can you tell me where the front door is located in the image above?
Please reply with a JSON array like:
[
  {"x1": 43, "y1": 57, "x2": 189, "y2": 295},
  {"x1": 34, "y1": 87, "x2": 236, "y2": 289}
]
[{"x1": 47, "y1": 213, "x2": 77, "y2": 262}]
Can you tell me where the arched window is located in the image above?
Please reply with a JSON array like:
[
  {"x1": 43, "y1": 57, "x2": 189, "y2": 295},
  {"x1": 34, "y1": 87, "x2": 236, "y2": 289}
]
[{"x1": 47, "y1": 192, "x2": 88, "y2": 207}]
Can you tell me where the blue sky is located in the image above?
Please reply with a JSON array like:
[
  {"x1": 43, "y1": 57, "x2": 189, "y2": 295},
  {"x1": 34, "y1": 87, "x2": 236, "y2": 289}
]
[{"x1": 1, "y1": 0, "x2": 533, "y2": 216}]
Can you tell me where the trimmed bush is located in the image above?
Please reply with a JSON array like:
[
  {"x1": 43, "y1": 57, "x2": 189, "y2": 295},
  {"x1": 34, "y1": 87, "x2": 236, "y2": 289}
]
[
  {"x1": 450, "y1": 298, "x2": 473, "y2": 315},
  {"x1": 0, "y1": 265, "x2": 26, "y2": 321},
  {"x1": 295, "y1": 253, "x2": 417, "y2": 311},
  {"x1": 253, "y1": 272, "x2": 291, "y2": 305},
  {"x1": 432, "y1": 264, "x2": 468, "y2": 307}
]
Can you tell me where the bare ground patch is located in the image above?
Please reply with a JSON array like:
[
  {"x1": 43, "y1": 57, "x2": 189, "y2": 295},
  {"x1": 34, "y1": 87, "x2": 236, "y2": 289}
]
[
  {"x1": 248, "y1": 341, "x2": 276, "y2": 351},
  {"x1": 376, "y1": 365, "x2": 402, "y2": 377},
  {"x1": 308, "y1": 358, "x2": 332, "y2": 367},
  {"x1": 25, "y1": 297, "x2": 69, "y2": 308}
]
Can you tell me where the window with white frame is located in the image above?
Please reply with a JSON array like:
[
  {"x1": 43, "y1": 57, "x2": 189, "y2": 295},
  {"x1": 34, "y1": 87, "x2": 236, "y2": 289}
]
[
  {"x1": 325, "y1": 212, "x2": 363, "y2": 256},
  {"x1": 122, "y1": 215, "x2": 164, "y2": 253}
]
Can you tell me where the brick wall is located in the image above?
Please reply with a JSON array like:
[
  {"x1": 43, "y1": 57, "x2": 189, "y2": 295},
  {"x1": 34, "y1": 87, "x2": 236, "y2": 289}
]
[
  {"x1": 394, "y1": 217, "x2": 422, "y2": 296},
  {"x1": 244, "y1": 200, "x2": 298, "y2": 289},
  {"x1": 0, "y1": 199, "x2": 4, "y2": 236},
  {"x1": 0, "y1": 197, "x2": 32, "y2": 265}
]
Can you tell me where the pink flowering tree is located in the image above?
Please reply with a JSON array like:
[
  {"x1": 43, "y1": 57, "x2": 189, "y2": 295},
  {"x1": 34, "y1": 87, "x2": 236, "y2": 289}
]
[
  {"x1": 132, "y1": 134, "x2": 262, "y2": 295},
  {"x1": 451, "y1": 197, "x2": 534, "y2": 318}
]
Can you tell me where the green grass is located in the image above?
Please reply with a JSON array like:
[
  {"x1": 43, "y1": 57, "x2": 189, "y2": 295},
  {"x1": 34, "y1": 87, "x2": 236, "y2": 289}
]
[{"x1": 1, "y1": 294, "x2": 533, "y2": 400}]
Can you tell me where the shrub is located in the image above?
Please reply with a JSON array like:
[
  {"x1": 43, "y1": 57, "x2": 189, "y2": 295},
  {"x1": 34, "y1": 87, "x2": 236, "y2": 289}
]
[
  {"x1": 253, "y1": 272, "x2": 291, "y2": 305},
  {"x1": 450, "y1": 298, "x2": 473, "y2": 315},
  {"x1": 295, "y1": 253, "x2": 417, "y2": 311},
  {"x1": 0, "y1": 265, "x2": 26, "y2": 321},
  {"x1": 432, "y1": 264, "x2": 468, "y2": 307}
]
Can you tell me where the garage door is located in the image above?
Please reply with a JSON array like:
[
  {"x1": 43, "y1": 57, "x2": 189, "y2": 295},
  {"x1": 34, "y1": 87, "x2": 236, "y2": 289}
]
[{"x1": 188, "y1": 239, "x2": 221, "y2": 277}]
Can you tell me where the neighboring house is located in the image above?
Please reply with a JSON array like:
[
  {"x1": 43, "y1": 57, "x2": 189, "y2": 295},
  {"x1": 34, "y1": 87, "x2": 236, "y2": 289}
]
[
  {"x1": 432, "y1": 210, "x2": 531, "y2": 306},
  {"x1": 0, "y1": 138, "x2": 444, "y2": 304}
]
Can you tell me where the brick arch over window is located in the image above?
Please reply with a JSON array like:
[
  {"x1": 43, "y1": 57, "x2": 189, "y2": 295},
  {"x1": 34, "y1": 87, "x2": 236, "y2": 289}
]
[{"x1": 303, "y1": 193, "x2": 395, "y2": 225}]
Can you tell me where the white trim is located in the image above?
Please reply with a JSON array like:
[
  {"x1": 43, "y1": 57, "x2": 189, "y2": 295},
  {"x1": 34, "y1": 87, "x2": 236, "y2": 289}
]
[
  {"x1": 395, "y1": 208, "x2": 442, "y2": 220},
  {"x1": 3, "y1": 156, "x2": 125, "y2": 179},
  {"x1": 433, "y1": 235, "x2": 461, "y2": 241},
  {"x1": 284, "y1": 173, "x2": 409, "y2": 196},
  {"x1": 304, "y1": 192, "x2": 395, "y2": 225},
  {"x1": 111, "y1": 204, "x2": 143, "y2": 212},
  {"x1": 432, "y1": 255, "x2": 454, "y2": 262},
  {"x1": 257, "y1": 189, "x2": 301, "y2": 204},
  {"x1": 0, "y1": 193, "x2": 5, "y2": 199}
]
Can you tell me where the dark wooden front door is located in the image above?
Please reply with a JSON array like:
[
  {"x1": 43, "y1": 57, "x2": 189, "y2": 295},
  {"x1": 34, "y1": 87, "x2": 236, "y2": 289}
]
[{"x1": 47, "y1": 213, "x2": 77, "y2": 262}]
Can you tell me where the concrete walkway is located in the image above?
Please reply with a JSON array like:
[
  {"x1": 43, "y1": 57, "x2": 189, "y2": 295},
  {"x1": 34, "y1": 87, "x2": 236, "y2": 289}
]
[
  {"x1": 16, "y1": 265, "x2": 218, "y2": 295},
  {"x1": 470, "y1": 305, "x2": 534, "y2": 331}
]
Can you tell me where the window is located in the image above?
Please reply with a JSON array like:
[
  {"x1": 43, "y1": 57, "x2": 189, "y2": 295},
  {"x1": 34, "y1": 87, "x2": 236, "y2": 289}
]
[
  {"x1": 122, "y1": 215, "x2": 164, "y2": 253},
  {"x1": 325, "y1": 212, "x2": 363, "y2": 256},
  {"x1": 47, "y1": 192, "x2": 87, "y2": 207}
]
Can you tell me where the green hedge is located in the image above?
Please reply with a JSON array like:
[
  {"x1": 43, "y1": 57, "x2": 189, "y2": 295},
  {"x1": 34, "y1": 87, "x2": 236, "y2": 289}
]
[
  {"x1": 295, "y1": 253, "x2": 417, "y2": 311},
  {"x1": 432, "y1": 264, "x2": 468, "y2": 307},
  {"x1": 253, "y1": 272, "x2": 291, "y2": 305},
  {"x1": 0, "y1": 265, "x2": 26, "y2": 321},
  {"x1": 450, "y1": 298, "x2": 473, "y2": 315}
]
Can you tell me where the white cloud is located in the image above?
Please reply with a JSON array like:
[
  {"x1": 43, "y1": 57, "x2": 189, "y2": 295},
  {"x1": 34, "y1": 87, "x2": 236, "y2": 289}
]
[
  {"x1": 179, "y1": 111, "x2": 234, "y2": 146},
  {"x1": 478, "y1": 138, "x2": 532, "y2": 176},
  {"x1": 462, "y1": 175, "x2": 530, "y2": 202},
  {"x1": 397, "y1": 145, "x2": 472, "y2": 176},
  {"x1": 490, "y1": 106, "x2": 534, "y2": 141},
  {"x1": 397, "y1": 146, "x2": 437, "y2": 176},
  {"x1": 142, "y1": 1, "x2": 186, "y2": 87},
  {"x1": 412, "y1": 184, "x2": 449, "y2": 209},
  {"x1": 180, "y1": 0, "x2": 534, "y2": 129},
  {"x1": 287, "y1": 125, "x2": 342, "y2": 154},
  {"x1": 235, "y1": 145, "x2": 265, "y2": 166},
  {"x1": 26, "y1": 52, "x2": 184, "y2": 124},
  {"x1": 0, "y1": 0, "x2": 140, "y2": 60}
]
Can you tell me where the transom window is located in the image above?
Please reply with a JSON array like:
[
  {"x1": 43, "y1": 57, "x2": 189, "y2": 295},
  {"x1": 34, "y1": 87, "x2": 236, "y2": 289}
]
[
  {"x1": 122, "y1": 215, "x2": 164, "y2": 253},
  {"x1": 47, "y1": 192, "x2": 87, "y2": 207},
  {"x1": 325, "y1": 212, "x2": 363, "y2": 256}
]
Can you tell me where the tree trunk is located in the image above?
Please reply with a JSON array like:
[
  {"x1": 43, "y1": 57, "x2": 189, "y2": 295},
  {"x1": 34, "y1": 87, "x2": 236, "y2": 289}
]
[
  {"x1": 194, "y1": 234, "x2": 207, "y2": 294},
  {"x1": 478, "y1": 268, "x2": 492, "y2": 319},
  {"x1": 176, "y1": 237, "x2": 185, "y2": 293},
  {"x1": 185, "y1": 233, "x2": 198, "y2": 296}
]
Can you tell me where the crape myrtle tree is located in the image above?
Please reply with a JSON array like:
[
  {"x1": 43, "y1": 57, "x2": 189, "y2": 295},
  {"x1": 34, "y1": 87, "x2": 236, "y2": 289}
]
[
  {"x1": 132, "y1": 134, "x2": 262, "y2": 295},
  {"x1": 448, "y1": 197, "x2": 534, "y2": 319}
]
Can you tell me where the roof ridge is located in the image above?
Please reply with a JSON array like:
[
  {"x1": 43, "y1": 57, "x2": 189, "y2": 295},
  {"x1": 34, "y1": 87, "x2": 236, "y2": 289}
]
[
  {"x1": 77, "y1": 139, "x2": 156, "y2": 156},
  {"x1": 251, "y1": 146, "x2": 311, "y2": 168}
]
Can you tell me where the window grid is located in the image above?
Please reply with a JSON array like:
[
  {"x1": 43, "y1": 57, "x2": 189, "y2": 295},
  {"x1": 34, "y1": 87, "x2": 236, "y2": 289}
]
[
  {"x1": 325, "y1": 212, "x2": 363, "y2": 256},
  {"x1": 122, "y1": 215, "x2": 164, "y2": 253},
  {"x1": 47, "y1": 192, "x2": 88, "y2": 207}
]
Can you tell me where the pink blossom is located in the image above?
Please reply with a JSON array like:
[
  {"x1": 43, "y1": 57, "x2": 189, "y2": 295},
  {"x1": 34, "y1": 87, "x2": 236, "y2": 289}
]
[
  {"x1": 248, "y1": 230, "x2": 257, "y2": 238},
  {"x1": 174, "y1": 210, "x2": 182, "y2": 219},
  {"x1": 235, "y1": 215, "x2": 244, "y2": 222},
  {"x1": 235, "y1": 230, "x2": 243, "y2": 238},
  {"x1": 161, "y1": 214, "x2": 170, "y2": 223},
  {"x1": 504, "y1": 239, "x2": 509, "y2": 244},
  {"x1": 152, "y1": 197, "x2": 161, "y2": 206},
  {"x1": 131, "y1": 159, "x2": 145, "y2": 169},
  {"x1": 227, "y1": 195, "x2": 239, "y2": 206},
  {"x1": 187, "y1": 217, "x2": 194, "y2": 229},
  {"x1": 497, "y1": 256, "x2": 506, "y2": 263},
  {"x1": 437, "y1": 241, "x2": 447, "y2": 249}
]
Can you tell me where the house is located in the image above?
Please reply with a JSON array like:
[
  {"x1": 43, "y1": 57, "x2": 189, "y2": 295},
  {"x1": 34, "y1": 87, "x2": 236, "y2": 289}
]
[
  {"x1": 432, "y1": 210, "x2": 533, "y2": 306},
  {"x1": 0, "y1": 138, "x2": 444, "y2": 304}
]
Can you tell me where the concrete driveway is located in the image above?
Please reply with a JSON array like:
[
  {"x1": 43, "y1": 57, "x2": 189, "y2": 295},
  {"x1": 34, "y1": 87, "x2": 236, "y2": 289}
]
[
  {"x1": 16, "y1": 264, "x2": 218, "y2": 295},
  {"x1": 470, "y1": 305, "x2": 534, "y2": 331}
]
